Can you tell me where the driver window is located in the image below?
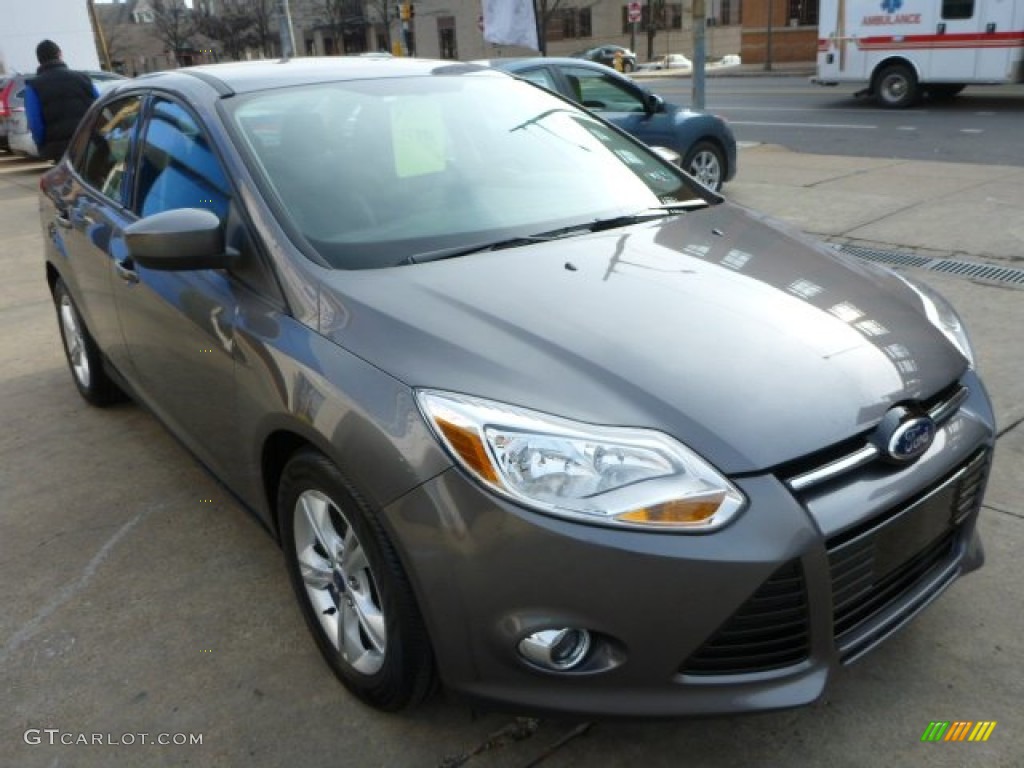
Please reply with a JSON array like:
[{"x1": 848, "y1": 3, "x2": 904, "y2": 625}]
[
  {"x1": 135, "y1": 99, "x2": 230, "y2": 221},
  {"x1": 562, "y1": 66, "x2": 646, "y2": 113}
]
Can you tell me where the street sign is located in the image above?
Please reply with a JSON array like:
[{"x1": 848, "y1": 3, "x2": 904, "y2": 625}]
[{"x1": 628, "y1": 1, "x2": 641, "y2": 23}]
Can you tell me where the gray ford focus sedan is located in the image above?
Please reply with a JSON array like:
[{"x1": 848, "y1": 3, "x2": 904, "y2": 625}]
[{"x1": 39, "y1": 57, "x2": 994, "y2": 717}]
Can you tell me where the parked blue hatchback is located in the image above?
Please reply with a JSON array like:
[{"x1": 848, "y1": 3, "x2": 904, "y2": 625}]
[{"x1": 481, "y1": 57, "x2": 737, "y2": 191}]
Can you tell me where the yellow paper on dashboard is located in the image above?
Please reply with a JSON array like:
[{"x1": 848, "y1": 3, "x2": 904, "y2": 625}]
[{"x1": 391, "y1": 99, "x2": 447, "y2": 178}]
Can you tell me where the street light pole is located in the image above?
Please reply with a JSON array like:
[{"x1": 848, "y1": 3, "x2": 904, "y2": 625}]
[
  {"x1": 692, "y1": 0, "x2": 705, "y2": 109},
  {"x1": 765, "y1": 0, "x2": 774, "y2": 71}
]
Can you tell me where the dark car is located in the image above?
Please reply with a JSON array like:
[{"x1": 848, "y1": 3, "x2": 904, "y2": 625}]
[
  {"x1": 484, "y1": 57, "x2": 736, "y2": 191},
  {"x1": 40, "y1": 57, "x2": 993, "y2": 717},
  {"x1": 571, "y1": 45, "x2": 637, "y2": 72}
]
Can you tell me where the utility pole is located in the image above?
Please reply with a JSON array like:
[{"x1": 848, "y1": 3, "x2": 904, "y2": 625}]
[
  {"x1": 691, "y1": 0, "x2": 706, "y2": 109},
  {"x1": 765, "y1": 0, "x2": 774, "y2": 71},
  {"x1": 278, "y1": 0, "x2": 296, "y2": 58}
]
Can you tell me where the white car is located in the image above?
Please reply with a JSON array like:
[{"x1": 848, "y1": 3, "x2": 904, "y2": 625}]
[
  {"x1": 6, "y1": 70, "x2": 127, "y2": 158},
  {"x1": 637, "y1": 54, "x2": 692, "y2": 72}
]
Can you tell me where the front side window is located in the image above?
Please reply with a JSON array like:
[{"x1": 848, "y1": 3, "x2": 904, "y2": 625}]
[
  {"x1": 74, "y1": 96, "x2": 144, "y2": 204},
  {"x1": 135, "y1": 99, "x2": 230, "y2": 220},
  {"x1": 515, "y1": 67, "x2": 559, "y2": 92},
  {"x1": 562, "y1": 65, "x2": 646, "y2": 112},
  {"x1": 228, "y1": 73, "x2": 701, "y2": 269}
]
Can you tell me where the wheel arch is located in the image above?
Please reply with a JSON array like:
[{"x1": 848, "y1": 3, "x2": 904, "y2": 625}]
[
  {"x1": 260, "y1": 428, "x2": 329, "y2": 541},
  {"x1": 45, "y1": 261, "x2": 62, "y2": 296},
  {"x1": 870, "y1": 56, "x2": 921, "y2": 91}
]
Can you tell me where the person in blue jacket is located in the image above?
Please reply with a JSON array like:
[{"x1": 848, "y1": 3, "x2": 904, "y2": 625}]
[{"x1": 25, "y1": 40, "x2": 98, "y2": 162}]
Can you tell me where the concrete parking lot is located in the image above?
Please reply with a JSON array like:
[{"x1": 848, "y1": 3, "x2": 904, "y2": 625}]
[{"x1": 2, "y1": 146, "x2": 1022, "y2": 767}]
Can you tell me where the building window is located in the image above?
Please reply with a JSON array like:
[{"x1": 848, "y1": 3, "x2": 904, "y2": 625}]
[
  {"x1": 546, "y1": 7, "x2": 593, "y2": 41},
  {"x1": 621, "y1": 3, "x2": 683, "y2": 34},
  {"x1": 438, "y1": 16, "x2": 457, "y2": 59},
  {"x1": 787, "y1": 0, "x2": 818, "y2": 26}
]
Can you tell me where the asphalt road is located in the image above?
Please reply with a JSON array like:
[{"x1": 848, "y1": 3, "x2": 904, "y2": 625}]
[{"x1": 648, "y1": 76, "x2": 1024, "y2": 167}]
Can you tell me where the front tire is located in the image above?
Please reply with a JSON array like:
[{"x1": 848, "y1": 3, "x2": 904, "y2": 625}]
[
  {"x1": 875, "y1": 64, "x2": 920, "y2": 108},
  {"x1": 278, "y1": 450, "x2": 435, "y2": 711},
  {"x1": 53, "y1": 278, "x2": 126, "y2": 406},
  {"x1": 683, "y1": 141, "x2": 725, "y2": 192}
]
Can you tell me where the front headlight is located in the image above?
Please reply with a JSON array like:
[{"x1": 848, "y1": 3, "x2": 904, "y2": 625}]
[
  {"x1": 896, "y1": 274, "x2": 975, "y2": 367},
  {"x1": 416, "y1": 390, "x2": 746, "y2": 531}
]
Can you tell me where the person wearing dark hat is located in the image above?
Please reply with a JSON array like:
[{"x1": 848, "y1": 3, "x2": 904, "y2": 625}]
[{"x1": 24, "y1": 40, "x2": 98, "y2": 162}]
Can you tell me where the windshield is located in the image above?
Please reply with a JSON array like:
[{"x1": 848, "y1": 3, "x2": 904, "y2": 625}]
[{"x1": 227, "y1": 73, "x2": 706, "y2": 269}]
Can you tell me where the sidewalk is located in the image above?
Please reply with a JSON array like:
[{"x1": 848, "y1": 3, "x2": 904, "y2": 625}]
[{"x1": 727, "y1": 143, "x2": 1024, "y2": 264}]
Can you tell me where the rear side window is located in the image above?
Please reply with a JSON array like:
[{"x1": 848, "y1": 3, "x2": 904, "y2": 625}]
[
  {"x1": 74, "y1": 96, "x2": 144, "y2": 204},
  {"x1": 135, "y1": 99, "x2": 229, "y2": 221}
]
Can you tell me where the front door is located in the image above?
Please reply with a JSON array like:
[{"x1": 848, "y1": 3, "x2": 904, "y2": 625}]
[{"x1": 111, "y1": 97, "x2": 240, "y2": 480}]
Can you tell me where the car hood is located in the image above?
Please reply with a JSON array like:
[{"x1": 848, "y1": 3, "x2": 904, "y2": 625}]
[{"x1": 318, "y1": 202, "x2": 967, "y2": 474}]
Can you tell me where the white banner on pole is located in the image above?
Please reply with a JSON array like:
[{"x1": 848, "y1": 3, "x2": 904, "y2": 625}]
[{"x1": 481, "y1": 0, "x2": 540, "y2": 51}]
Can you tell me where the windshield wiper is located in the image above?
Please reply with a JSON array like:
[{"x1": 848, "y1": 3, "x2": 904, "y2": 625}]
[
  {"x1": 537, "y1": 200, "x2": 710, "y2": 238},
  {"x1": 400, "y1": 200, "x2": 710, "y2": 265},
  {"x1": 401, "y1": 235, "x2": 554, "y2": 265}
]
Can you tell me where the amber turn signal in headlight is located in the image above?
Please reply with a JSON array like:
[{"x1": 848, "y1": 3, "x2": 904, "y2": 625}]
[{"x1": 416, "y1": 390, "x2": 746, "y2": 531}]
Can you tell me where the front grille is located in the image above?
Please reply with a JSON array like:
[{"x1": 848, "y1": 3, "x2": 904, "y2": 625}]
[
  {"x1": 779, "y1": 382, "x2": 969, "y2": 493},
  {"x1": 681, "y1": 560, "x2": 810, "y2": 676},
  {"x1": 828, "y1": 450, "x2": 990, "y2": 662}
]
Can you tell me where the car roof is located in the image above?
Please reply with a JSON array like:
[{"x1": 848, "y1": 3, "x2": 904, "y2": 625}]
[
  {"x1": 480, "y1": 57, "x2": 620, "y2": 75},
  {"x1": 134, "y1": 57, "x2": 503, "y2": 96}
]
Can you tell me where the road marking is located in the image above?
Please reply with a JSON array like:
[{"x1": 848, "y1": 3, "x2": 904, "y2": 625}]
[
  {"x1": 729, "y1": 121, "x2": 877, "y2": 129},
  {"x1": 960, "y1": 129, "x2": 984, "y2": 134},
  {"x1": 897, "y1": 126, "x2": 917, "y2": 131},
  {"x1": 716, "y1": 105, "x2": 927, "y2": 115}
]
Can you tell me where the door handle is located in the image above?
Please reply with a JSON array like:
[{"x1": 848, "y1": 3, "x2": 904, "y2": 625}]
[
  {"x1": 115, "y1": 260, "x2": 139, "y2": 284},
  {"x1": 55, "y1": 212, "x2": 72, "y2": 229}
]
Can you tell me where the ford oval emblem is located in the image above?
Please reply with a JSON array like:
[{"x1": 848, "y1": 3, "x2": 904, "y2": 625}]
[{"x1": 886, "y1": 416, "x2": 936, "y2": 462}]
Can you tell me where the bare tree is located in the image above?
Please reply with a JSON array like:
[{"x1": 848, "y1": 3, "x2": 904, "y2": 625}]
[
  {"x1": 316, "y1": 0, "x2": 370, "y2": 54},
  {"x1": 152, "y1": 0, "x2": 199, "y2": 65},
  {"x1": 363, "y1": 0, "x2": 393, "y2": 52},
  {"x1": 195, "y1": 0, "x2": 253, "y2": 60},
  {"x1": 249, "y1": 0, "x2": 279, "y2": 57}
]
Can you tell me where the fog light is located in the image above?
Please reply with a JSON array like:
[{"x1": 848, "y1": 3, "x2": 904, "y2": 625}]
[{"x1": 518, "y1": 628, "x2": 591, "y2": 671}]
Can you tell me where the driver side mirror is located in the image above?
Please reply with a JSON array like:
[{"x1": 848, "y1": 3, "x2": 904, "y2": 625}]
[
  {"x1": 644, "y1": 93, "x2": 665, "y2": 115},
  {"x1": 125, "y1": 208, "x2": 237, "y2": 271}
]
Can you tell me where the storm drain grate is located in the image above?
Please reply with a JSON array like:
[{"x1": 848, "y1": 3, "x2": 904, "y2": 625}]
[{"x1": 835, "y1": 244, "x2": 1024, "y2": 288}]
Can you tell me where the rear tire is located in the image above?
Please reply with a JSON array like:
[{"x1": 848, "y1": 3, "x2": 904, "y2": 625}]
[
  {"x1": 278, "y1": 450, "x2": 436, "y2": 711},
  {"x1": 875, "y1": 64, "x2": 920, "y2": 108},
  {"x1": 53, "y1": 279, "x2": 126, "y2": 406}
]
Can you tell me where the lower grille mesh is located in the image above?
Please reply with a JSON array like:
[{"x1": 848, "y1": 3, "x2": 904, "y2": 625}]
[
  {"x1": 681, "y1": 560, "x2": 809, "y2": 676},
  {"x1": 829, "y1": 450, "x2": 990, "y2": 660}
]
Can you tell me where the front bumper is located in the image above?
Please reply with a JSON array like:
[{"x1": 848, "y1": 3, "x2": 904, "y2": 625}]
[{"x1": 383, "y1": 375, "x2": 994, "y2": 717}]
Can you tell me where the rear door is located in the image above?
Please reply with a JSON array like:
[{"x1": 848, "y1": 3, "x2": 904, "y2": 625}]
[
  {"x1": 50, "y1": 94, "x2": 145, "y2": 375},
  {"x1": 932, "y1": 0, "x2": 981, "y2": 79}
]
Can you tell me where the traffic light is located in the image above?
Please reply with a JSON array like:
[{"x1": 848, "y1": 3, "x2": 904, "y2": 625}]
[{"x1": 399, "y1": 3, "x2": 413, "y2": 20}]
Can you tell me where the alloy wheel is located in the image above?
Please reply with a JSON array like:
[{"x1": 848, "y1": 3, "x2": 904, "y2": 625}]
[{"x1": 293, "y1": 489, "x2": 387, "y2": 675}]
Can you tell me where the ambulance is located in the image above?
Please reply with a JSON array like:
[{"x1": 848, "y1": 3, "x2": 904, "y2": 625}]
[{"x1": 815, "y1": 0, "x2": 1024, "y2": 107}]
